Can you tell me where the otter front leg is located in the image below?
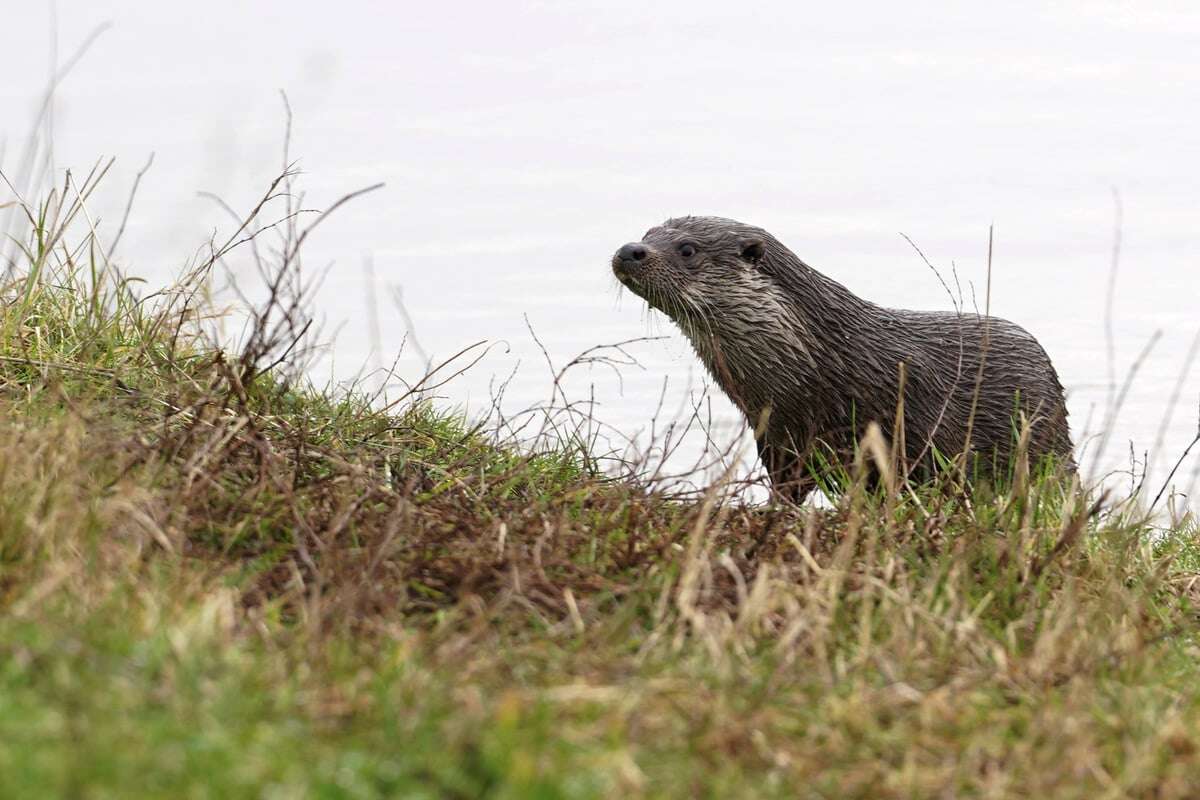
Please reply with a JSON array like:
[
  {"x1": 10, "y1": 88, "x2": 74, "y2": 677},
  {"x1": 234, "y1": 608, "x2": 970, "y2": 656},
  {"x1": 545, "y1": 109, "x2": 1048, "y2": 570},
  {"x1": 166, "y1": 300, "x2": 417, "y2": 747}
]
[{"x1": 756, "y1": 438, "x2": 815, "y2": 504}]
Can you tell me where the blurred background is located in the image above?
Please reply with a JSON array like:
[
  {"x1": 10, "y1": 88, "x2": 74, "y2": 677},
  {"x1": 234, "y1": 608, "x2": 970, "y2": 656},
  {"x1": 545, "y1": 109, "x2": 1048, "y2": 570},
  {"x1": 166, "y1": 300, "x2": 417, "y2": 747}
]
[{"x1": 3, "y1": 0, "x2": 1198, "y2": 498}]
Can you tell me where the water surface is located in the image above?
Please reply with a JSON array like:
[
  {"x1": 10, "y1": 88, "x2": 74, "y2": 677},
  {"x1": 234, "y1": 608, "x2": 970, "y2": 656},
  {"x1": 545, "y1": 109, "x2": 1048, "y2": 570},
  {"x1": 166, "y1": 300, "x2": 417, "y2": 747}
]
[{"x1": 4, "y1": 0, "x2": 1199, "y2": 501}]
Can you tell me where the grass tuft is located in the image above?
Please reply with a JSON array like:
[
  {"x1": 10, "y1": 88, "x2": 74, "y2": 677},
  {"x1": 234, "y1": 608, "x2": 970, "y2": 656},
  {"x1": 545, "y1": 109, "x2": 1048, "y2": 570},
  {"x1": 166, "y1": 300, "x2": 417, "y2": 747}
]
[{"x1": 0, "y1": 167, "x2": 1198, "y2": 798}]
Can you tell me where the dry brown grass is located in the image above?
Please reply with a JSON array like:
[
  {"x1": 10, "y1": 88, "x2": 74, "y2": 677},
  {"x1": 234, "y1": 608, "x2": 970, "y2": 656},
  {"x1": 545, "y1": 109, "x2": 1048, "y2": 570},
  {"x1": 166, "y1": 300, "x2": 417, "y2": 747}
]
[{"x1": 0, "y1": 164, "x2": 1198, "y2": 798}]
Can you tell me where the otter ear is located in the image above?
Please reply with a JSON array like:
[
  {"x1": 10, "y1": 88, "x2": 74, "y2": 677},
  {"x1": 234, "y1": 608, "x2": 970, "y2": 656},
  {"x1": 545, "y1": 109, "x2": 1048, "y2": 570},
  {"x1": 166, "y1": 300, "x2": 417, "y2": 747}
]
[{"x1": 740, "y1": 238, "x2": 765, "y2": 265}]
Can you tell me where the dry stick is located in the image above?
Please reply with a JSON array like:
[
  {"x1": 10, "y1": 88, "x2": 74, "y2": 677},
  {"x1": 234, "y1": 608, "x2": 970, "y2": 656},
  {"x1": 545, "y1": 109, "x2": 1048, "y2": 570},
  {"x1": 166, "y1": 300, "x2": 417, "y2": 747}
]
[
  {"x1": 661, "y1": 384, "x2": 746, "y2": 493},
  {"x1": 257, "y1": 319, "x2": 315, "y2": 377},
  {"x1": 960, "y1": 226, "x2": 998, "y2": 489},
  {"x1": 377, "y1": 340, "x2": 498, "y2": 413},
  {"x1": 10, "y1": 169, "x2": 369, "y2": 489},
  {"x1": 361, "y1": 336, "x2": 413, "y2": 402},
  {"x1": 389, "y1": 284, "x2": 433, "y2": 380},
  {"x1": 361, "y1": 255, "x2": 385, "y2": 380},
  {"x1": 899, "y1": 233, "x2": 969, "y2": 478},
  {"x1": 1, "y1": 21, "x2": 112, "y2": 276},
  {"x1": 525, "y1": 313, "x2": 569, "y2": 428},
  {"x1": 1145, "y1": 327, "x2": 1200, "y2": 485},
  {"x1": 183, "y1": 164, "x2": 381, "y2": 424},
  {"x1": 42, "y1": 2, "x2": 61, "y2": 183},
  {"x1": 672, "y1": 439, "x2": 747, "y2": 654},
  {"x1": 1070, "y1": 401, "x2": 1103, "y2": 475},
  {"x1": 1149, "y1": 398, "x2": 1200, "y2": 516},
  {"x1": 66, "y1": 170, "x2": 121, "y2": 283},
  {"x1": 493, "y1": 394, "x2": 639, "y2": 481},
  {"x1": 59, "y1": 165, "x2": 160, "y2": 352},
  {"x1": 5, "y1": 164, "x2": 116, "y2": 382},
  {"x1": 1187, "y1": 423, "x2": 1200, "y2": 511},
  {"x1": 555, "y1": 336, "x2": 662, "y2": 397},
  {"x1": 640, "y1": 374, "x2": 673, "y2": 483},
  {"x1": 279, "y1": 90, "x2": 295, "y2": 181},
  {"x1": 1103, "y1": 188, "x2": 1122, "y2": 433},
  {"x1": 191, "y1": 171, "x2": 294, "y2": 282},
  {"x1": 687, "y1": 384, "x2": 729, "y2": 474},
  {"x1": 277, "y1": 91, "x2": 299, "y2": 279},
  {"x1": 0, "y1": 354, "x2": 123, "y2": 384},
  {"x1": 1089, "y1": 331, "x2": 1162, "y2": 485},
  {"x1": 8, "y1": 158, "x2": 116, "y2": 295},
  {"x1": 492, "y1": 329, "x2": 689, "y2": 492},
  {"x1": 232, "y1": 182, "x2": 383, "y2": 384},
  {"x1": 1026, "y1": 491, "x2": 1108, "y2": 582},
  {"x1": 561, "y1": 337, "x2": 664, "y2": 475},
  {"x1": 105, "y1": 152, "x2": 156, "y2": 262},
  {"x1": 523, "y1": 314, "x2": 661, "y2": 456},
  {"x1": 892, "y1": 360, "x2": 909, "y2": 493},
  {"x1": 187, "y1": 193, "x2": 301, "y2": 364},
  {"x1": 1084, "y1": 187, "x2": 1132, "y2": 491},
  {"x1": 195, "y1": 192, "x2": 316, "y2": 270},
  {"x1": 643, "y1": 378, "x2": 718, "y2": 490},
  {"x1": 484, "y1": 359, "x2": 525, "y2": 443},
  {"x1": 279, "y1": 183, "x2": 384, "y2": 274}
]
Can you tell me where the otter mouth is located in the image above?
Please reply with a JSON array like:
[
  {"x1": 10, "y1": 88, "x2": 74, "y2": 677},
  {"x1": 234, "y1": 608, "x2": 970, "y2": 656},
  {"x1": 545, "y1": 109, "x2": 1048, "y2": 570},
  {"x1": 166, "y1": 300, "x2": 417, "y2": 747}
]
[
  {"x1": 611, "y1": 252, "x2": 680, "y2": 319},
  {"x1": 614, "y1": 272, "x2": 684, "y2": 321},
  {"x1": 612, "y1": 265, "x2": 650, "y2": 303},
  {"x1": 612, "y1": 267, "x2": 638, "y2": 289},
  {"x1": 612, "y1": 260, "x2": 646, "y2": 294}
]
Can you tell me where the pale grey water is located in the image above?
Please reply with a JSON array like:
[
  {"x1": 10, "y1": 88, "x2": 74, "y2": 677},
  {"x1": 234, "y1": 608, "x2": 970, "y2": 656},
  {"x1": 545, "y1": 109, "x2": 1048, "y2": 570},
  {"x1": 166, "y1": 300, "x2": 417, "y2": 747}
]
[{"x1": 4, "y1": 1, "x2": 1199, "y2": 503}]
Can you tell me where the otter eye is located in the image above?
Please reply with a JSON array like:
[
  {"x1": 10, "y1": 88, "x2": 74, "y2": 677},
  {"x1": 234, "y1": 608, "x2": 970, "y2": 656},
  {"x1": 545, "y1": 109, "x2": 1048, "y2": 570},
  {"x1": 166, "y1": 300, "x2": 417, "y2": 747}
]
[{"x1": 679, "y1": 243, "x2": 696, "y2": 259}]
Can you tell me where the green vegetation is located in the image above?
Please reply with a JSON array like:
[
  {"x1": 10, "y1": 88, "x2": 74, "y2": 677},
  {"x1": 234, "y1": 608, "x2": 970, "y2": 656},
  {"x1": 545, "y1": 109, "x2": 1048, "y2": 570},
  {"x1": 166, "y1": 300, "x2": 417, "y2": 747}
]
[{"x1": 1, "y1": 170, "x2": 1199, "y2": 799}]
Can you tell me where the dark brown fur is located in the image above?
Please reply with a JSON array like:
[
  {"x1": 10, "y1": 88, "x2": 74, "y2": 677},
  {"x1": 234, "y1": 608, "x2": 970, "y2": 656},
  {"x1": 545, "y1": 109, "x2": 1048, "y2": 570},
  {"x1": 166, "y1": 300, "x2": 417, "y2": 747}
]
[{"x1": 612, "y1": 216, "x2": 1074, "y2": 500}]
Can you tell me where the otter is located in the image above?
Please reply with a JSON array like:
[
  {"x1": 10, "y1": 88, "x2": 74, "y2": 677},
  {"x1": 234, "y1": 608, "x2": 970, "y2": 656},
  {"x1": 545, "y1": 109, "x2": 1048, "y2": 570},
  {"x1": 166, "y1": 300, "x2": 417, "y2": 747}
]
[{"x1": 611, "y1": 216, "x2": 1073, "y2": 501}]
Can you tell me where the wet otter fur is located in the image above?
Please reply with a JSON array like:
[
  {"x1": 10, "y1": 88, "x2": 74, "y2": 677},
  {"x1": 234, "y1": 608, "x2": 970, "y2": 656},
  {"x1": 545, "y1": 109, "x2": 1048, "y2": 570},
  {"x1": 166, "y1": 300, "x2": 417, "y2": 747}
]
[{"x1": 612, "y1": 216, "x2": 1074, "y2": 501}]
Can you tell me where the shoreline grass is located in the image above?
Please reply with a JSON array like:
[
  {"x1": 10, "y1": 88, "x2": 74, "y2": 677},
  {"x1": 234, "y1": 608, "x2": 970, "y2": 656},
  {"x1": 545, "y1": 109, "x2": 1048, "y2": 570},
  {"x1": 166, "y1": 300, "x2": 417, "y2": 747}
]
[{"x1": 1, "y1": 169, "x2": 1199, "y2": 798}]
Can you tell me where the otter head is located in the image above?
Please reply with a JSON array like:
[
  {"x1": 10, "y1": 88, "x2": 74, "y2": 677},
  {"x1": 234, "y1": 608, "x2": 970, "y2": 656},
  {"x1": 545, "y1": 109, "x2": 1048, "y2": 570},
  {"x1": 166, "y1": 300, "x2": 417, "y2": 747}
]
[{"x1": 611, "y1": 216, "x2": 769, "y2": 326}]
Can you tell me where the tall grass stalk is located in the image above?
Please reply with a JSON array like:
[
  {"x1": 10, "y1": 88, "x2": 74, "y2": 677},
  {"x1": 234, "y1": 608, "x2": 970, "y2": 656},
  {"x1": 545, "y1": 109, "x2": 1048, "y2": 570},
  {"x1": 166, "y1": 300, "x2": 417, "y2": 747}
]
[{"x1": 0, "y1": 163, "x2": 1197, "y2": 798}]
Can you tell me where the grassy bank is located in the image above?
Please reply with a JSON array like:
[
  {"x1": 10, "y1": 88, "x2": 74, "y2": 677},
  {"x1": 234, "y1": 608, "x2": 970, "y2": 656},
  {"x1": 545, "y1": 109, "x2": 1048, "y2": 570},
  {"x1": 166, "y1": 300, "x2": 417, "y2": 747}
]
[{"x1": 1, "y1": 173, "x2": 1199, "y2": 798}]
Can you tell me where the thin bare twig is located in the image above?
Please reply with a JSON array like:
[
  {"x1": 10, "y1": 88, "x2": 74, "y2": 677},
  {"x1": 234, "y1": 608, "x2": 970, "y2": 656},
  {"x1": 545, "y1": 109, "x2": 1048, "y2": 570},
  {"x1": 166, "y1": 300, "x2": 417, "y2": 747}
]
[{"x1": 106, "y1": 152, "x2": 156, "y2": 261}]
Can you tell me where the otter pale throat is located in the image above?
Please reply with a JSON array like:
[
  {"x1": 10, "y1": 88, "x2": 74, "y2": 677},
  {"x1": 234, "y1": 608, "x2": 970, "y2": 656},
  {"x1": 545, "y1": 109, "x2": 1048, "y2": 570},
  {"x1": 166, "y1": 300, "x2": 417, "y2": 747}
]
[{"x1": 611, "y1": 216, "x2": 1074, "y2": 502}]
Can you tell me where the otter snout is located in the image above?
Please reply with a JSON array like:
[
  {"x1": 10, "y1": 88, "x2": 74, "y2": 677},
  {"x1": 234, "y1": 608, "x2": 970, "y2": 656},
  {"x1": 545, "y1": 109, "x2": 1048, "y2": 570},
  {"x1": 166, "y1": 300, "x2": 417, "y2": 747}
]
[
  {"x1": 616, "y1": 243, "x2": 647, "y2": 263},
  {"x1": 612, "y1": 242, "x2": 649, "y2": 282}
]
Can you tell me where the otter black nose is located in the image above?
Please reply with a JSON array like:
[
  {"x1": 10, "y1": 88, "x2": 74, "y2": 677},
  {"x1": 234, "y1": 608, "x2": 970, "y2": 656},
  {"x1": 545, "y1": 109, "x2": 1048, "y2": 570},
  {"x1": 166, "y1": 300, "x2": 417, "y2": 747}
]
[{"x1": 617, "y1": 243, "x2": 647, "y2": 263}]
